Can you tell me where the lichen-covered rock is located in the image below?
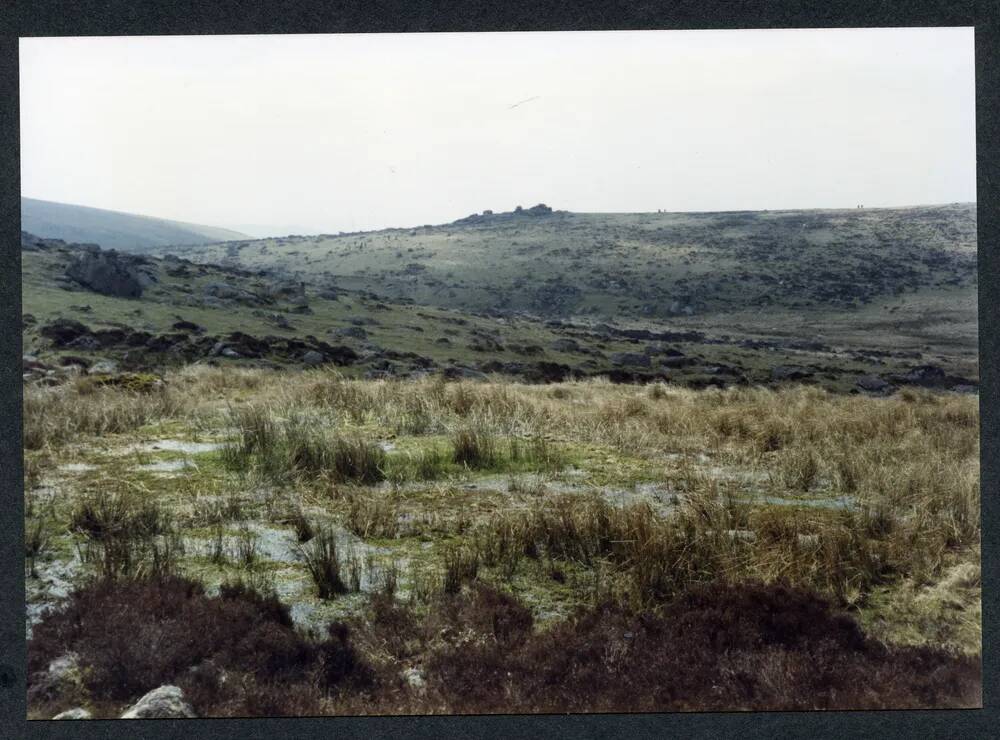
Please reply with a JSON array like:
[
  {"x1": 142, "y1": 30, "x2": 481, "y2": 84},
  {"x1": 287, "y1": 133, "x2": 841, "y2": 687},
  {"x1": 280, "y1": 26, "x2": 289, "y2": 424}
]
[
  {"x1": 66, "y1": 249, "x2": 146, "y2": 298},
  {"x1": 27, "y1": 653, "x2": 84, "y2": 704},
  {"x1": 87, "y1": 359, "x2": 120, "y2": 375},
  {"x1": 120, "y1": 685, "x2": 196, "y2": 719},
  {"x1": 52, "y1": 707, "x2": 92, "y2": 720}
]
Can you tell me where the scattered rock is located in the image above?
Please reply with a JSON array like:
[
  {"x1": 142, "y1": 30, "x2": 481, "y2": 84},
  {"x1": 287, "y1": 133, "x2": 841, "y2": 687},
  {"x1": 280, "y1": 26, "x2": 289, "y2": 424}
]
[
  {"x1": 302, "y1": 350, "x2": 325, "y2": 365},
  {"x1": 87, "y1": 359, "x2": 119, "y2": 375},
  {"x1": 171, "y1": 320, "x2": 204, "y2": 333},
  {"x1": 610, "y1": 352, "x2": 652, "y2": 368},
  {"x1": 771, "y1": 365, "x2": 813, "y2": 381},
  {"x1": 401, "y1": 667, "x2": 426, "y2": 691},
  {"x1": 40, "y1": 318, "x2": 90, "y2": 346},
  {"x1": 334, "y1": 326, "x2": 368, "y2": 340},
  {"x1": 550, "y1": 338, "x2": 581, "y2": 353},
  {"x1": 52, "y1": 708, "x2": 92, "y2": 720},
  {"x1": 271, "y1": 314, "x2": 294, "y2": 330},
  {"x1": 526, "y1": 361, "x2": 574, "y2": 383},
  {"x1": 120, "y1": 685, "x2": 196, "y2": 719},
  {"x1": 856, "y1": 375, "x2": 894, "y2": 394},
  {"x1": 28, "y1": 653, "x2": 84, "y2": 704},
  {"x1": 660, "y1": 356, "x2": 693, "y2": 369},
  {"x1": 65, "y1": 248, "x2": 147, "y2": 298},
  {"x1": 23, "y1": 354, "x2": 48, "y2": 371},
  {"x1": 268, "y1": 281, "x2": 308, "y2": 305},
  {"x1": 203, "y1": 282, "x2": 241, "y2": 300},
  {"x1": 442, "y1": 365, "x2": 487, "y2": 381},
  {"x1": 66, "y1": 334, "x2": 101, "y2": 351}
]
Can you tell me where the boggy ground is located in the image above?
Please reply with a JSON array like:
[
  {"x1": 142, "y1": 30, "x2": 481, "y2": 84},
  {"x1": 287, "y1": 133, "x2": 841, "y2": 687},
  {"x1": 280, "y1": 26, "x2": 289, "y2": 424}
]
[{"x1": 23, "y1": 367, "x2": 982, "y2": 716}]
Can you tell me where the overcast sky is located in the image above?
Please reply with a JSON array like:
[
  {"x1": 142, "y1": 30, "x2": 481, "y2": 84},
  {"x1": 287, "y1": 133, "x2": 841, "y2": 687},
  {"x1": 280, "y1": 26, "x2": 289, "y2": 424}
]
[{"x1": 20, "y1": 28, "x2": 975, "y2": 236}]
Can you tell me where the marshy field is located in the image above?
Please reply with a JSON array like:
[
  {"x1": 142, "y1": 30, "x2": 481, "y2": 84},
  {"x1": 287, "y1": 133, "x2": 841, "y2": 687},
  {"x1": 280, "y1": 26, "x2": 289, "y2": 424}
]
[{"x1": 23, "y1": 366, "x2": 982, "y2": 717}]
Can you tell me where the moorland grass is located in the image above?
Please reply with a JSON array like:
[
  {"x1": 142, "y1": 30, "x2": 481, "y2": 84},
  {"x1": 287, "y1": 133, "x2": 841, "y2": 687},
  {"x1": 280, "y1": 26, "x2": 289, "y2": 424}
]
[{"x1": 23, "y1": 367, "x2": 982, "y2": 715}]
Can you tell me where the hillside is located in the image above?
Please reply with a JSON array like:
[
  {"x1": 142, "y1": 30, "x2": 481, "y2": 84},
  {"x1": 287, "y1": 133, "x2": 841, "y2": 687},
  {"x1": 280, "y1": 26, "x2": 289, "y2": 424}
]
[
  {"x1": 146, "y1": 203, "x2": 978, "y2": 378},
  {"x1": 21, "y1": 218, "x2": 978, "y2": 393},
  {"x1": 21, "y1": 197, "x2": 249, "y2": 252},
  {"x1": 158, "y1": 203, "x2": 976, "y2": 319}
]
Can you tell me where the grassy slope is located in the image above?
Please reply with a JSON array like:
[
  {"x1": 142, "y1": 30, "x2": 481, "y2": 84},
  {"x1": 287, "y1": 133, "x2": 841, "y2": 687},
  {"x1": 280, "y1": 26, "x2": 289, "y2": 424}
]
[
  {"x1": 159, "y1": 205, "x2": 975, "y2": 316},
  {"x1": 22, "y1": 197, "x2": 249, "y2": 252},
  {"x1": 26, "y1": 242, "x2": 960, "y2": 391},
  {"x1": 152, "y1": 204, "x2": 978, "y2": 377},
  {"x1": 24, "y1": 203, "x2": 978, "y2": 389}
]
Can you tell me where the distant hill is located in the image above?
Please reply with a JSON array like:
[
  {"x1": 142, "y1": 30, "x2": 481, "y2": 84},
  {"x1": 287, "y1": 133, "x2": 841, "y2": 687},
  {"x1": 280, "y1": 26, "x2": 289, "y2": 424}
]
[
  {"x1": 160, "y1": 203, "x2": 978, "y2": 323},
  {"x1": 21, "y1": 198, "x2": 250, "y2": 252}
]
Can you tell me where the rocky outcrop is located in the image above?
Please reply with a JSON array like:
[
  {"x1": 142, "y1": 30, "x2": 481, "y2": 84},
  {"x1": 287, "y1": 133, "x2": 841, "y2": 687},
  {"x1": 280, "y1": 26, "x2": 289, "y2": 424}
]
[
  {"x1": 27, "y1": 653, "x2": 84, "y2": 705},
  {"x1": 771, "y1": 365, "x2": 813, "y2": 382},
  {"x1": 52, "y1": 707, "x2": 92, "y2": 720},
  {"x1": 40, "y1": 318, "x2": 90, "y2": 346},
  {"x1": 611, "y1": 352, "x2": 652, "y2": 368},
  {"x1": 267, "y1": 280, "x2": 308, "y2": 306},
  {"x1": 65, "y1": 248, "x2": 154, "y2": 298},
  {"x1": 120, "y1": 685, "x2": 196, "y2": 719},
  {"x1": 856, "y1": 375, "x2": 894, "y2": 394},
  {"x1": 888, "y1": 364, "x2": 977, "y2": 390}
]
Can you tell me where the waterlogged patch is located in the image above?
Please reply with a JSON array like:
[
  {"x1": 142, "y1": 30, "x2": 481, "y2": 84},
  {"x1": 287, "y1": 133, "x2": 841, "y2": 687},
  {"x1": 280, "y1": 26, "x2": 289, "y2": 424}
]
[
  {"x1": 746, "y1": 494, "x2": 857, "y2": 510},
  {"x1": 58, "y1": 462, "x2": 97, "y2": 473},
  {"x1": 137, "y1": 459, "x2": 199, "y2": 474},
  {"x1": 130, "y1": 439, "x2": 226, "y2": 455}
]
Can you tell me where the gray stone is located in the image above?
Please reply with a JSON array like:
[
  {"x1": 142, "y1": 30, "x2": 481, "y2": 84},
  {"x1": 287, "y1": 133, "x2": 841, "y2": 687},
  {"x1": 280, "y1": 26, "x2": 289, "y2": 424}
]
[
  {"x1": 610, "y1": 352, "x2": 651, "y2": 368},
  {"x1": 856, "y1": 375, "x2": 893, "y2": 394},
  {"x1": 27, "y1": 653, "x2": 84, "y2": 704},
  {"x1": 334, "y1": 326, "x2": 368, "y2": 340},
  {"x1": 53, "y1": 708, "x2": 92, "y2": 720},
  {"x1": 66, "y1": 249, "x2": 145, "y2": 298},
  {"x1": 221, "y1": 347, "x2": 240, "y2": 359},
  {"x1": 203, "y1": 282, "x2": 240, "y2": 300},
  {"x1": 401, "y1": 667, "x2": 426, "y2": 691},
  {"x1": 302, "y1": 350, "x2": 325, "y2": 365},
  {"x1": 550, "y1": 338, "x2": 581, "y2": 353},
  {"x1": 120, "y1": 685, "x2": 196, "y2": 719},
  {"x1": 771, "y1": 365, "x2": 812, "y2": 381},
  {"x1": 88, "y1": 359, "x2": 119, "y2": 375},
  {"x1": 39, "y1": 318, "x2": 90, "y2": 346}
]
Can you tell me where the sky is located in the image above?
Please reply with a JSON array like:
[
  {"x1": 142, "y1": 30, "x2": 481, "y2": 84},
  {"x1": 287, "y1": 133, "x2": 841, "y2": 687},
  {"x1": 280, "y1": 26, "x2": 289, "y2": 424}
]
[{"x1": 20, "y1": 28, "x2": 976, "y2": 237}]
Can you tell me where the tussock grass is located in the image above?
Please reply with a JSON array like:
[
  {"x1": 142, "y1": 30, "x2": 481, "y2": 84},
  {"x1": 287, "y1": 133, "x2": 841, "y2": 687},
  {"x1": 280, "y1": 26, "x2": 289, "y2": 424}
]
[
  {"x1": 221, "y1": 405, "x2": 385, "y2": 484},
  {"x1": 25, "y1": 516, "x2": 50, "y2": 578},
  {"x1": 298, "y1": 526, "x2": 352, "y2": 599},
  {"x1": 23, "y1": 382, "x2": 188, "y2": 450},
  {"x1": 69, "y1": 488, "x2": 182, "y2": 580},
  {"x1": 24, "y1": 367, "x2": 981, "y2": 713},
  {"x1": 390, "y1": 445, "x2": 452, "y2": 482},
  {"x1": 343, "y1": 491, "x2": 399, "y2": 539}
]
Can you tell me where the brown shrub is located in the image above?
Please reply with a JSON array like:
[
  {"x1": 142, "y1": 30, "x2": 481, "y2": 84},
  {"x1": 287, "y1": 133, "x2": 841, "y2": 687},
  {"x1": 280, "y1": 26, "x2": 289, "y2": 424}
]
[
  {"x1": 422, "y1": 581, "x2": 981, "y2": 713},
  {"x1": 27, "y1": 575, "x2": 372, "y2": 714}
]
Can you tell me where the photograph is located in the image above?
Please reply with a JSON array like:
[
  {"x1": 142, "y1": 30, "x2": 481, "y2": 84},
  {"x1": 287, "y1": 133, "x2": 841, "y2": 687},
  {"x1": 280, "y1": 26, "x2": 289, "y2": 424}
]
[{"x1": 19, "y1": 28, "x2": 981, "y2": 719}]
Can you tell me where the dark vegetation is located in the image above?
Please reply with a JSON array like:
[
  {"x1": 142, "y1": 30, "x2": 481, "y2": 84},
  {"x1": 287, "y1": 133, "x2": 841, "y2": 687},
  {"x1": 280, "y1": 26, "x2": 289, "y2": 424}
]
[{"x1": 28, "y1": 575, "x2": 980, "y2": 716}]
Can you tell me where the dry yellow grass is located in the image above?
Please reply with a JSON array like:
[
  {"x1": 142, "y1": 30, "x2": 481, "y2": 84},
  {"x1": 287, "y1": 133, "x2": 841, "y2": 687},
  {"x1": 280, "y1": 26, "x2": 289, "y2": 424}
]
[{"x1": 23, "y1": 366, "x2": 981, "y2": 652}]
